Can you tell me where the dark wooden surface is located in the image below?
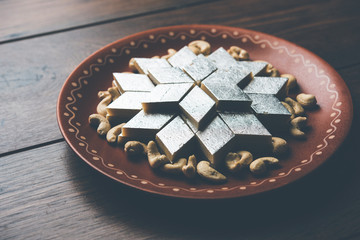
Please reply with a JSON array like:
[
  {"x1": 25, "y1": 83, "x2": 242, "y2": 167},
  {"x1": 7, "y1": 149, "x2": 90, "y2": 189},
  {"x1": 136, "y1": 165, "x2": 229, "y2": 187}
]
[{"x1": 1, "y1": 0, "x2": 360, "y2": 239}]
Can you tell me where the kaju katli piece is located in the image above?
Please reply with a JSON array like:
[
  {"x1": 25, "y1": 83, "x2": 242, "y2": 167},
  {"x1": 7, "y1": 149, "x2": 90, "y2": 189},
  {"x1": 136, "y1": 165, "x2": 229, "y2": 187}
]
[
  {"x1": 142, "y1": 83, "x2": 194, "y2": 113},
  {"x1": 179, "y1": 85, "x2": 216, "y2": 130},
  {"x1": 247, "y1": 93, "x2": 292, "y2": 130},
  {"x1": 236, "y1": 61, "x2": 268, "y2": 76},
  {"x1": 201, "y1": 72, "x2": 252, "y2": 111},
  {"x1": 196, "y1": 115, "x2": 236, "y2": 166},
  {"x1": 168, "y1": 46, "x2": 197, "y2": 69},
  {"x1": 133, "y1": 58, "x2": 171, "y2": 74},
  {"x1": 121, "y1": 110, "x2": 175, "y2": 137},
  {"x1": 219, "y1": 112, "x2": 272, "y2": 152},
  {"x1": 106, "y1": 91, "x2": 150, "y2": 119},
  {"x1": 243, "y1": 76, "x2": 288, "y2": 99},
  {"x1": 147, "y1": 66, "x2": 195, "y2": 84},
  {"x1": 156, "y1": 116, "x2": 196, "y2": 162},
  {"x1": 113, "y1": 72, "x2": 155, "y2": 93},
  {"x1": 183, "y1": 54, "x2": 217, "y2": 84},
  {"x1": 207, "y1": 47, "x2": 238, "y2": 70}
]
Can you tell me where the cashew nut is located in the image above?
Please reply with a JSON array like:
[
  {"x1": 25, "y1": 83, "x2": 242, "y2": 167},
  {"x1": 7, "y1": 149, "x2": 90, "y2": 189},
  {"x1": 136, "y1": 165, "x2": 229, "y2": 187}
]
[
  {"x1": 281, "y1": 101, "x2": 295, "y2": 119},
  {"x1": 124, "y1": 141, "x2": 147, "y2": 157},
  {"x1": 227, "y1": 46, "x2": 249, "y2": 61},
  {"x1": 271, "y1": 137, "x2": 288, "y2": 156},
  {"x1": 108, "y1": 86, "x2": 120, "y2": 100},
  {"x1": 284, "y1": 97, "x2": 305, "y2": 116},
  {"x1": 182, "y1": 155, "x2": 197, "y2": 178},
  {"x1": 281, "y1": 73, "x2": 297, "y2": 92},
  {"x1": 129, "y1": 58, "x2": 136, "y2": 71},
  {"x1": 255, "y1": 60, "x2": 280, "y2": 77},
  {"x1": 249, "y1": 157, "x2": 279, "y2": 175},
  {"x1": 197, "y1": 161, "x2": 227, "y2": 183},
  {"x1": 296, "y1": 93, "x2": 317, "y2": 109},
  {"x1": 161, "y1": 48, "x2": 177, "y2": 59},
  {"x1": 160, "y1": 158, "x2": 187, "y2": 174},
  {"x1": 98, "y1": 90, "x2": 110, "y2": 99},
  {"x1": 225, "y1": 151, "x2": 253, "y2": 173},
  {"x1": 89, "y1": 113, "x2": 111, "y2": 136},
  {"x1": 147, "y1": 141, "x2": 170, "y2": 168},
  {"x1": 96, "y1": 95, "x2": 112, "y2": 116},
  {"x1": 290, "y1": 116, "x2": 307, "y2": 139},
  {"x1": 188, "y1": 40, "x2": 211, "y2": 55},
  {"x1": 106, "y1": 123, "x2": 125, "y2": 143}
]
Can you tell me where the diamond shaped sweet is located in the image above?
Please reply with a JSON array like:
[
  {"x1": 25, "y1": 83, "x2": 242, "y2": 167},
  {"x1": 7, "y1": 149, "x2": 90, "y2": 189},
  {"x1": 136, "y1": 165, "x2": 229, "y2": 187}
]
[
  {"x1": 243, "y1": 76, "x2": 288, "y2": 98},
  {"x1": 156, "y1": 116, "x2": 196, "y2": 162},
  {"x1": 142, "y1": 83, "x2": 194, "y2": 112},
  {"x1": 133, "y1": 58, "x2": 171, "y2": 74},
  {"x1": 236, "y1": 61, "x2": 268, "y2": 76},
  {"x1": 201, "y1": 76, "x2": 252, "y2": 111},
  {"x1": 122, "y1": 110, "x2": 175, "y2": 137},
  {"x1": 219, "y1": 112, "x2": 272, "y2": 152},
  {"x1": 113, "y1": 72, "x2": 155, "y2": 93},
  {"x1": 179, "y1": 85, "x2": 216, "y2": 130},
  {"x1": 196, "y1": 115, "x2": 236, "y2": 166},
  {"x1": 183, "y1": 54, "x2": 217, "y2": 84},
  {"x1": 147, "y1": 66, "x2": 195, "y2": 84},
  {"x1": 168, "y1": 46, "x2": 197, "y2": 69},
  {"x1": 207, "y1": 47, "x2": 237, "y2": 69},
  {"x1": 247, "y1": 93, "x2": 292, "y2": 130},
  {"x1": 106, "y1": 91, "x2": 150, "y2": 119}
]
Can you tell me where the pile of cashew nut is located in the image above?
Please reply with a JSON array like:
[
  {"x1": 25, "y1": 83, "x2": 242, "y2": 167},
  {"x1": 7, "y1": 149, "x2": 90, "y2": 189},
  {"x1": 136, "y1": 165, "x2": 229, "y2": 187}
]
[{"x1": 88, "y1": 40, "x2": 319, "y2": 184}]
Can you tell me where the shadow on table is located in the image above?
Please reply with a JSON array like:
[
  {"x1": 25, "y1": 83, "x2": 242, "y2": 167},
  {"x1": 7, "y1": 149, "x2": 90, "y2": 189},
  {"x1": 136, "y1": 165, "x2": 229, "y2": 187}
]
[{"x1": 65, "y1": 115, "x2": 359, "y2": 238}]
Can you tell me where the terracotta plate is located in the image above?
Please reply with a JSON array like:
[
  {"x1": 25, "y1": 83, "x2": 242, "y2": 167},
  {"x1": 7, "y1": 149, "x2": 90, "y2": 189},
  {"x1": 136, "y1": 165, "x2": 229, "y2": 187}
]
[{"x1": 57, "y1": 25, "x2": 353, "y2": 199}]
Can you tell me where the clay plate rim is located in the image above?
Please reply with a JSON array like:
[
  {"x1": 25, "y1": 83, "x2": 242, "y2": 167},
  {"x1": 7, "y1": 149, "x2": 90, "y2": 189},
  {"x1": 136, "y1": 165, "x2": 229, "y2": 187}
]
[{"x1": 57, "y1": 24, "x2": 353, "y2": 199}]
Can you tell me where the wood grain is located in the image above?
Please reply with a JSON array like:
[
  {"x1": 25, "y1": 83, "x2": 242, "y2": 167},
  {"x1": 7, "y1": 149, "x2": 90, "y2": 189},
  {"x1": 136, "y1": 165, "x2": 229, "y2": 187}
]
[
  {"x1": 0, "y1": 0, "x2": 209, "y2": 43},
  {"x1": 1, "y1": 0, "x2": 360, "y2": 238},
  {"x1": 1, "y1": 127, "x2": 360, "y2": 240},
  {"x1": 0, "y1": 0, "x2": 359, "y2": 154}
]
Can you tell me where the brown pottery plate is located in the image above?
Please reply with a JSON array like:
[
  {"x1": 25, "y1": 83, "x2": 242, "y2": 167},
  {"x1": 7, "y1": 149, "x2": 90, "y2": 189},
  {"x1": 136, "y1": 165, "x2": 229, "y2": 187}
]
[{"x1": 57, "y1": 25, "x2": 353, "y2": 199}]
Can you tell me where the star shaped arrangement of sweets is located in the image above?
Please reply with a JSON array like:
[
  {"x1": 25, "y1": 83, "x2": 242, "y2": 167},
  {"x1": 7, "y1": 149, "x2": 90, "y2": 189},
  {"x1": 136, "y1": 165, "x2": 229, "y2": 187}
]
[{"x1": 107, "y1": 46, "x2": 292, "y2": 166}]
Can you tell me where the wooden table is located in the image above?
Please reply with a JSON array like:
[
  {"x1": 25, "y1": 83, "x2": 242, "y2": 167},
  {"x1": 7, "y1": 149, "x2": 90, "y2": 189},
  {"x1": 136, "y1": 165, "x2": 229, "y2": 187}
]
[{"x1": 1, "y1": 0, "x2": 360, "y2": 239}]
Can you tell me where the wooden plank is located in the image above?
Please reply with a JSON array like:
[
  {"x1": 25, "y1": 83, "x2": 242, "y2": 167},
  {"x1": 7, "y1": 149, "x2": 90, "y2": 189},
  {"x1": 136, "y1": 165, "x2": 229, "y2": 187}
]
[
  {"x1": 0, "y1": 0, "x2": 208, "y2": 43},
  {"x1": 1, "y1": 133, "x2": 360, "y2": 239},
  {"x1": 0, "y1": 0, "x2": 359, "y2": 154}
]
